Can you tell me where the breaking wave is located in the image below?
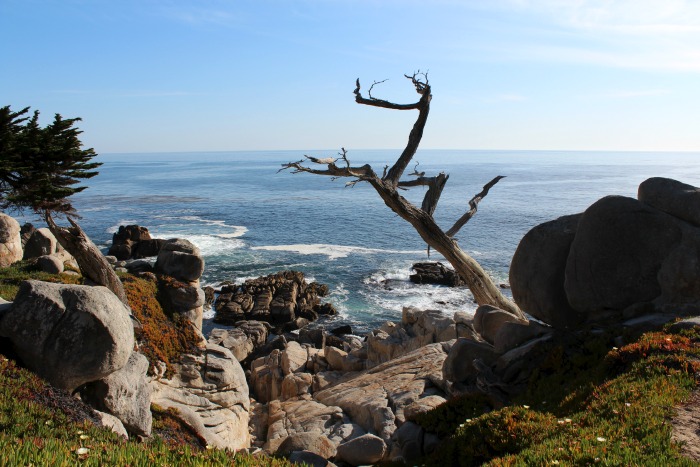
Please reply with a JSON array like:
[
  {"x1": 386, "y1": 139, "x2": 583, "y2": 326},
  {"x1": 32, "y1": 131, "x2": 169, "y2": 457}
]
[{"x1": 250, "y1": 243, "x2": 424, "y2": 260}]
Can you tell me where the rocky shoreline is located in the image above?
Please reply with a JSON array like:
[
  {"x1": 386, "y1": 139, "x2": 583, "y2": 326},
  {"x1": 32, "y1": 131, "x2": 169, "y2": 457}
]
[{"x1": 1, "y1": 176, "x2": 700, "y2": 465}]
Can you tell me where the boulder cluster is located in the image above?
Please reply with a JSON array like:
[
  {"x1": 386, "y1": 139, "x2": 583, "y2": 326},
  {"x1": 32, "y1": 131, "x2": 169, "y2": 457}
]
[
  {"x1": 214, "y1": 271, "x2": 335, "y2": 331},
  {"x1": 0, "y1": 216, "x2": 78, "y2": 273},
  {"x1": 209, "y1": 306, "x2": 469, "y2": 464},
  {"x1": 107, "y1": 224, "x2": 165, "y2": 261},
  {"x1": 510, "y1": 177, "x2": 700, "y2": 330}
]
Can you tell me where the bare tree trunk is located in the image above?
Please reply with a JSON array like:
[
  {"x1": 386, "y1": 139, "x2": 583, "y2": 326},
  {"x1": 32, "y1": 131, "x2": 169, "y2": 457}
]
[
  {"x1": 45, "y1": 212, "x2": 129, "y2": 307},
  {"x1": 283, "y1": 73, "x2": 525, "y2": 320},
  {"x1": 369, "y1": 179, "x2": 524, "y2": 319}
]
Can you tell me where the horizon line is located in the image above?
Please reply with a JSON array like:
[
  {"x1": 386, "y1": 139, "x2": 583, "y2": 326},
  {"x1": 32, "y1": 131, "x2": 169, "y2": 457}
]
[{"x1": 97, "y1": 148, "x2": 700, "y2": 156}]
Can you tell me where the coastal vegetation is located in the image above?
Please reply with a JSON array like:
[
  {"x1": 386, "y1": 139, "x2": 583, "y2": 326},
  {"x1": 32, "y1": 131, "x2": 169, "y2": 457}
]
[
  {"x1": 1, "y1": 265, "x2": 698, "y2": 464},
  {"x1": 414, "y1": 327, "x2": 700, "y2": 465},
  {"x1": 0, "y1": 265, "x2": 291, "y2": 466},
  {"x1": 0, "y1": 104, "x2": 127, "y2": 305}
]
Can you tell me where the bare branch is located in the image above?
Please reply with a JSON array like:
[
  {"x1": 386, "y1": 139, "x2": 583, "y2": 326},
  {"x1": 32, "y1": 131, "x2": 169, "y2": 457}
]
[
  {"x1": 354, "y1": 78, "x2": 423, "y2": 111},
  {"x1": 398, "y1": 173, "x2": 450, "y2": 216},
  {"x1": 306, "y1": 155, "x2": 338, "y2": 165},
  {"x1": 409, "y1": 161, "x2": 425, "y2": 178},
  {"x1": 421, "y1": 172, "x2": 449, "y2": 216},
  {"x1": 446, "y1": 176, "x2": 506, "y2": 237},
  {"x1": 340, "y1": 148, "x2": 351, "y2": 168},
  {"x1": 405, "y1": 71, "x2": 430, "y2": 94},
  {"x1": 367, "y1": 79, "x2": 388, "y2": 99},
  {"x1": 383, "y1": 74, "x2": 432, "y2": 187},
  {"x1": 280, "y1": 157, "x2": 378, "y2": 182}
]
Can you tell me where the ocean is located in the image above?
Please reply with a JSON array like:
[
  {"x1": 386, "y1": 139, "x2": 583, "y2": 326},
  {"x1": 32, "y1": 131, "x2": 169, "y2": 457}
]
[{"x1": 19, "y1": 150, "x2": 700, "y2": 334}]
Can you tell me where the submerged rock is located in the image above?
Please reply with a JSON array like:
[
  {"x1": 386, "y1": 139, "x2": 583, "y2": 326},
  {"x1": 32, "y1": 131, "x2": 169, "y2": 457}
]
[{"x1": 410, "y1": 262, "x2": 465, "y2": 287}]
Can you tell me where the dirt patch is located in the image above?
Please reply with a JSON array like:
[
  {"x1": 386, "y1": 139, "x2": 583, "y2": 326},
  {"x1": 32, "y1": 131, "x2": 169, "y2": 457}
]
[{"x1": 672, "y1": 389, "x2": 700, "y2": 461}]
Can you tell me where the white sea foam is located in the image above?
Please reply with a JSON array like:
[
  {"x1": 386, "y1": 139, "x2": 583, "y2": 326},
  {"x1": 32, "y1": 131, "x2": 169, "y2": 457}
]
[
  {"x1": 250, "y1": 244, "x2": 424, "y2": 260},
  {"x1": 150, "y1": 232, "x2": 245, "y2": 257},
  {"x1": 202, "y1": 307, "x2": 216, "y2": 320},
  {"x1": 154, "y1": 215, "x2": 248, "y2": 238},
  {"x1": 361, "y1": 281, "x2": 478, "y2": 318},
  {"x1": 327, "y1": 282, "x2": 351, "y2": 318}
]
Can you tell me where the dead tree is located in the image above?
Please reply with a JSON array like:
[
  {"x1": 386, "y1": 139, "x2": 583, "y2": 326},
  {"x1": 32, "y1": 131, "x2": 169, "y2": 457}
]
[
  {"x1": 45, "y1": 213, "x2": 130, "y2": 307},
  {"x1": 282, "y1": 73, "x2": 524, "y2": 319}
]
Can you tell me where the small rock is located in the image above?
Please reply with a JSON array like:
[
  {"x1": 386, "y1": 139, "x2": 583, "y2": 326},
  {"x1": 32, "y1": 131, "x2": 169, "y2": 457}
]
[{"x1": 336, "y1": 433, "x2": 387, "y2": 466}]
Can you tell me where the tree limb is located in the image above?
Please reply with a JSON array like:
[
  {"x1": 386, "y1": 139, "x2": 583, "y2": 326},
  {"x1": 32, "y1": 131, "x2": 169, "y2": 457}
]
[
  {"x1": 45, "y1": 212, "x2": 130, "y2": 307},
  {"x1": 283, "y1": 74, "x2": 524, "y2": 320},
  {"x1": 446, "y1": 176, "x2": 506, "y2": 238}
]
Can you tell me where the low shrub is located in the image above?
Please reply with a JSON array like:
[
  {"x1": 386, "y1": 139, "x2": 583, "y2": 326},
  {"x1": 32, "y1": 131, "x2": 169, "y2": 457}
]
[{"x1": 418, "y1": 327, "x2": 700, "y2": 466}]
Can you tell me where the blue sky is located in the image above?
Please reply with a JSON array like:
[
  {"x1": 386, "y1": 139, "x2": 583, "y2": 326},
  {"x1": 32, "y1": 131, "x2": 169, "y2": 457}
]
[{"x1": 2, "y1": 0, "x2": 699, "y2": 153}]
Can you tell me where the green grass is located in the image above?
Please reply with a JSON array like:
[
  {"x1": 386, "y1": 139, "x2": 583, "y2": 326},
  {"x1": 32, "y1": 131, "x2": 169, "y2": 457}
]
[
  {"x1": 414, "y1": 328, "x2": 700, "y2": 466},
  {"x1": 0, "y1": 355, "x2": 291, "y2": 466},
  {"x1": 0, "y1": 260, "x2": 82, "y2": 301}
]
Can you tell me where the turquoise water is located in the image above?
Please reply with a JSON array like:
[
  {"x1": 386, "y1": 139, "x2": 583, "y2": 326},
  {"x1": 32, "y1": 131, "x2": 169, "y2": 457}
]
[{"x1": 20, "y1": 150, "x2": 700, "y2": 333}]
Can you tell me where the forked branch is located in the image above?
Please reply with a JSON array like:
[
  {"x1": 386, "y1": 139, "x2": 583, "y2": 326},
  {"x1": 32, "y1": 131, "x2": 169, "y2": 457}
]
[
  {"x1": 282, "y1": 74, "x2": 523, "y2": 319},
  {"x1": 446, "y1": 176, "x2": 506, "y2": 237}
]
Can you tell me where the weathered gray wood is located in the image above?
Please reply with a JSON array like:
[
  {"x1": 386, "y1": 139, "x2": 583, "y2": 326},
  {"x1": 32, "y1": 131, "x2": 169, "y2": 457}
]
[
  {"x1": 45, "y1": 213, "x2": 130, "y2": 307},
  {"x1": 282, "y1": 74, "x2": 524, "y2": 320}
]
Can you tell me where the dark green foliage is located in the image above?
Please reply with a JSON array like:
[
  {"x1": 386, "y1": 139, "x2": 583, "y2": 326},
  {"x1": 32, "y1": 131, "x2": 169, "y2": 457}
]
[{"x1": 0, "y1": 105, "x2": 100, "y2": 217}]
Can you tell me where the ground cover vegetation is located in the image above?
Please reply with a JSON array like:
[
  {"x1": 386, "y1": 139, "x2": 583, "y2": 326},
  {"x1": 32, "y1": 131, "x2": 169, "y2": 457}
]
[
  {"x1": 2, "y1": 264, "x2": 698, "y2": 465},
  {"x1": 0, "y1": 266, "x2": 292, "y2": 466},
  {"x1": 413, "y1": 327, "x2": 700, "y2": 466}
]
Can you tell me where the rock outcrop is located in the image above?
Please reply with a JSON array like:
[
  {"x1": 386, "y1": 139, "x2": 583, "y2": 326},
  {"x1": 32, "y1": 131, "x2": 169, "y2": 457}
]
[
  {"x1": 208, "y1": 320, "x2": 270, "y2": 362},
  {"x1": 0, "y1": 213, "x2": 22, "y2": 267},
  {"x1": 366, "y1": 306, "x2": 468, "y2": 367},
  {"x1": 0, "y1": 281, "x2": 134, "y2": 391},
  {"x1": 214, "y1": 271, "x2": 335, "y2": 329},
  {"x1": 81, "y1": 352, "x2": 152, "y2": 436},
  {"x1": 510, "y1": 177, "x2": 700, "y2": 330},
  {"x1": 151, "y1": 343, "x2": 250, "y2": 451},
  {"x1": 315, "y1": 342, "x2": 450, "y2": 444},
  {"x1": 410, "y1": 262, "x2": 465, "y2": 286},
  {"x1": 108, "y1": 224, "x2": 165, "y2": 261},
  {"x1": 155, "y1": 238, "x2": 206, "y2": 336}
]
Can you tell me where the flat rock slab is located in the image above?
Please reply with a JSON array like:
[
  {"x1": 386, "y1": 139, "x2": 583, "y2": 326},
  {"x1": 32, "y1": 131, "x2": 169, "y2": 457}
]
[{"x1": 314, "y1": 342, "x2": 450, "y2": 442}]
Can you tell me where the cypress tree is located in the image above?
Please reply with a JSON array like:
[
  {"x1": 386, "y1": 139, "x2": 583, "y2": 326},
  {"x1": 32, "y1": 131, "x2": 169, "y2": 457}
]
[{"x1": 0, "y1": 105, "x2": 101, "y2": 216}]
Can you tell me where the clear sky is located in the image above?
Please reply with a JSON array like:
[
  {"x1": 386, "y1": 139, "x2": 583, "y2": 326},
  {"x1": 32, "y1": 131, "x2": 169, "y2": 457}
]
[{"x1": 2, "y1": 0, "x2": 699, "y2": 153}]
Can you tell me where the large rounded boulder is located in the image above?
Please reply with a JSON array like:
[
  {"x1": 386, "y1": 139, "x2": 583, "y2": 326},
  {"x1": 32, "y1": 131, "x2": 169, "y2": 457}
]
[
  {"x1": 0, "y1": 281, "x2": 134, "y2": 391},
  {"x1": 638, "y1": 177, "x2": 700, "y2": 227},
  {"x1": 564, "y1": 195, "x2": 685, "y2": 313},
  {"x1": 509, "y1": 213, "x2": 584, "y2": 329},
  {"x1": 23, "y1": 227, "x2": 58, "y2": 260},
  {"x1": 154, "y1": 238, "x2": 204, "y2": 282}
]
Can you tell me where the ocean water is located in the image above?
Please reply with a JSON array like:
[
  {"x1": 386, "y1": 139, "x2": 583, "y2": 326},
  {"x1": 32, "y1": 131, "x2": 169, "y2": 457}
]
[{"x1": 20, "y1": 150, "x2": 700, "y2": 333}]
